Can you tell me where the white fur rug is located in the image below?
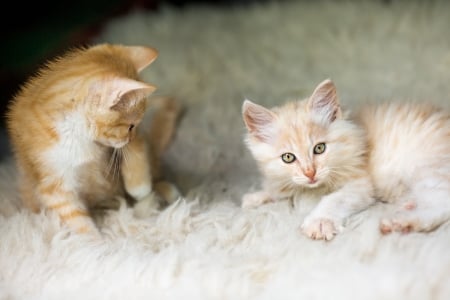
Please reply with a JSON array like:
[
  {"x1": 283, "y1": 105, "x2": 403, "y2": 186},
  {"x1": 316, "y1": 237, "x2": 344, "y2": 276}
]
[{"x1": 1, "y1": 1, "x2": 450, "y2": 299}]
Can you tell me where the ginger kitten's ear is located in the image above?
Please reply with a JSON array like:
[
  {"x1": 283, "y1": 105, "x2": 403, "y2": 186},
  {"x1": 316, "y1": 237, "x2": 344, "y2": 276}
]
[
  {"x1": 109, "y1": 78, "x2": 156, "y2": 110},
  {"x1": 242, "y1": 99, "x2": 276, "y2": 143},
  {"x1": 124, "y1": 46, "x2": 159, "y2": 73},
  {"x1": 308, "y1": 79, "x2": 342, "y2": 124},
  {"x1": 89, "y1": 77, "x2": 156, "y2": 110}
]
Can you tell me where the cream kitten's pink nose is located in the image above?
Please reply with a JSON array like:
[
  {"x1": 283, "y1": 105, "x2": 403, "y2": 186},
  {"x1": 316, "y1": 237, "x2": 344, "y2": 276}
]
[{"x1": 303, "y1": 168, "x2": 316, "y2": 180}]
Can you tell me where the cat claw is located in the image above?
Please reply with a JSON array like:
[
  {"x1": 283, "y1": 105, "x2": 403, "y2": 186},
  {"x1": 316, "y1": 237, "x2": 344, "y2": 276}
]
[{"x1": 300, "y1": 218, "x2": 338, "y2": 241}]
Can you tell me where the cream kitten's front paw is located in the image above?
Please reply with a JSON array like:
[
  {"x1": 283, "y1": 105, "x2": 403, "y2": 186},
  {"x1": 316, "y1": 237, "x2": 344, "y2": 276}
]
[
  {"x1": 241, "y1": 191, "x2": 273, "y2": 209},
  {"x1": 300, "y1": 218, "x2": 338, "y2": 241},
  {"x1": 133, "y1": 193, "x2": 162, "y2": 219}
]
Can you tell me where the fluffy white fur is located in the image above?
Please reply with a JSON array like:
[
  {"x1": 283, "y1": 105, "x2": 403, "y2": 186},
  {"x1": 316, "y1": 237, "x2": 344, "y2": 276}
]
[{"x1": 1, "y1": 1, "x2": 450, "y2": 299}]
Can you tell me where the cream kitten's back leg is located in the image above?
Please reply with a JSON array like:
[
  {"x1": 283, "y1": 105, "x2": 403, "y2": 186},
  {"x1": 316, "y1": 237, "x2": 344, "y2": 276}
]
[{"x1": 380, "y1": 178, "x2": 450, "y2": 234}]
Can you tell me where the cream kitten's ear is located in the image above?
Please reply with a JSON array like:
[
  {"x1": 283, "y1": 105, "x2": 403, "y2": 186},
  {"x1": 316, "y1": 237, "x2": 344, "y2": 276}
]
[
  {"x1": 124, "y1": 46, "x2": 159, "y2": 73},
  {"x1": 242, "y1": 99, "x2": 276, "y2": 142},
  {"x1": 308, "y1": 79, "x2": 342, "y2": 123}
]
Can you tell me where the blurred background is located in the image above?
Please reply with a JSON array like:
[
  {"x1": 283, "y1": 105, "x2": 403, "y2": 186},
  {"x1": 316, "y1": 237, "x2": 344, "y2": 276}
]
[
  {"x1": 1, "y1": 0, "x2": 449, "y2": 198},
  {"x1": 0, "y1": 0, "x2": 274, "y2": 159}
]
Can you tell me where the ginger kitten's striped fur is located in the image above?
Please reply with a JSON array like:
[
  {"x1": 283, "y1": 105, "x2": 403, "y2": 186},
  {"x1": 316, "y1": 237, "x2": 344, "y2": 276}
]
[
  {"x1": 7, "y1": 44, "x2": 181, "y2": 234},
  {"x1": 242, "y1": 79, "x2": 450, "y2": 240}
]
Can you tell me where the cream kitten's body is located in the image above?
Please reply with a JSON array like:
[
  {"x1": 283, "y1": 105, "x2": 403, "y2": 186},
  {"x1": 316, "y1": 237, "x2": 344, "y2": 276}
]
[
  {"x1": 7, "y1": 44, "x2": 181, "y2": 235},
  {"x1": 360, "y1": 103, "x2": 450, "y2": 234},
  {"x1": 242, "y1": 79, "x2": 450, "y2": 240}
]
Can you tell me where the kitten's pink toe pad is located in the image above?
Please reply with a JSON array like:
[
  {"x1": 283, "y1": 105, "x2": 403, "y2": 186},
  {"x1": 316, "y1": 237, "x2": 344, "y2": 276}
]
[
  {"x1": 380, "y1": 215, "x2": 421, "y2": 234},
  {"x1": 301, "y1": 218, "x2": 337, "y2": 241},
  {"x1": 402, "y1": 201, "x2": 417, "y2": 211},
  {"x1": 379, "y1": 219, "x2": 393, "y2": 235}
]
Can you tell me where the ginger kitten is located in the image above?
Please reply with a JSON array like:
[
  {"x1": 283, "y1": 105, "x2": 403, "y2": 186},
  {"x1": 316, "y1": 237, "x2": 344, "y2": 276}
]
[
  {"x1": 242, "y1": 79, "x2": 450, "y2": 240},
  {"x1": 6, "y1": 43, "x2": 180, "y2": 235}
]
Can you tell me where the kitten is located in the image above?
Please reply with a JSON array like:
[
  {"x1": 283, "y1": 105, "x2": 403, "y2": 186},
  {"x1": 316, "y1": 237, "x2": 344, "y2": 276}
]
[
  {"x1": 6, "y1": 43, "x2": 181, "y2": 235},
  {"x1": 242, "y1": 79, "x2": 450, "y2": 240}
]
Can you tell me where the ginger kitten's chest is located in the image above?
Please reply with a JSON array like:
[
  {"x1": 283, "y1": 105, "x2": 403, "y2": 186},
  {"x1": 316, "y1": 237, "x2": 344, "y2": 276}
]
[
  {"x1": 44, "y1": 114, "x2": 124, "y2": 205},
  {"x1": 76, "y1": 156, "x2": 124, "y2": 206}
]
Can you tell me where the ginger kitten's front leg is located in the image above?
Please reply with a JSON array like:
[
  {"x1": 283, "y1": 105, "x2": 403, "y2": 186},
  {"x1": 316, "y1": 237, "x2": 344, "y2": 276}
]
[
  {"x1": 121, "y1": 133, "x2": 161, "y2": 218},
  {"x1": 37, "y1": 180, "x2": 98, "y2": 234},
  {"x1": 300, "y1": 177, "x2": 374, "y2": 241}
]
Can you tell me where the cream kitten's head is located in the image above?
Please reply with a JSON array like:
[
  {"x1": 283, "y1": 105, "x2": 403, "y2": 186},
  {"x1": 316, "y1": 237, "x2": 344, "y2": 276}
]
[
  {"x1": 242, "y1": 79, "x2": 367, "y2": 191},
  {"x1": 58, "y1": 44, "x2": 159, "y2": 148}
]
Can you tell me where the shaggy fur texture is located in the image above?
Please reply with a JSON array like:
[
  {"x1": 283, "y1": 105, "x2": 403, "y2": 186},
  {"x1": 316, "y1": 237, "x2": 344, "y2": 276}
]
[{"x1": 1, "y1": 1, "x2": 450, "y2": 299}]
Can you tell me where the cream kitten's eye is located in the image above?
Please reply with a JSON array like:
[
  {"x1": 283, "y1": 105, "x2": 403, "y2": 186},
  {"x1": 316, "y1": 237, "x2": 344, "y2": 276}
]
[
  {"x1": 281, "y1": 153, "x2": 296, "y2": 163},
  {"x1": 128, "y1": 124, "x2": 135, "y2": 132},
  {"x1": 313, "y1": 143, "x2": 326, "y2": 155}
]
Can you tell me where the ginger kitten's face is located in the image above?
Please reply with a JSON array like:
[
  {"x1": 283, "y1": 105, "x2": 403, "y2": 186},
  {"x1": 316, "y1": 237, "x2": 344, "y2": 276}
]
[
  {"x1": 79, "y1": 45, "x2": 158, "y2": 149},
  {"x1": 243, "y1": 79, "x2": 357, "y2": 190},
  {"x1": 85, "y1": 77, "x2": 153, "y2": 148},
  {"x1": 90, "y1": 99, "x2": 146, "y2": 149}
]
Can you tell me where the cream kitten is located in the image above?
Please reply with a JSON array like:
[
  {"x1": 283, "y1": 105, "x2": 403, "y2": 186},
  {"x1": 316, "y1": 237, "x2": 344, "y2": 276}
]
[
  {"x1": 242, "y1": 79, "x2": 450, "y2": 240},
  {"x1": 6, "y1": 44, "x2": 181, "y2": 235}
]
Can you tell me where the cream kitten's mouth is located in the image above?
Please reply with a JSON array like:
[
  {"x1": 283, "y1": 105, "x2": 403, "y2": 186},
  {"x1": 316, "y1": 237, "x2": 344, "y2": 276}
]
[
  {"x1": 293, "y1": 177, "x2": 321, "y2": 188},
  {"x1": 306, "y1": 179, "x2": 321, "y2": 188},
  {"x1": 294, "y1": 179, "x2": 322, "y2": 188}
]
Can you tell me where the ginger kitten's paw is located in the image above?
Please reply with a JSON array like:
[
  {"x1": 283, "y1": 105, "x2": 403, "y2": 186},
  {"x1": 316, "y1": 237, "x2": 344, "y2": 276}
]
[
  {"x1": 133, "y1": 193, "x2": 162, "y2": 219},
  {"x1": 300, "y1": 218, "x2": 338, "y2": 241},
  {"x1": 241, "y1": 191, "x2": 273, "y2": 209},
  {"x1": 154, "y1": 180, "x2": 181, "y2": 204}
]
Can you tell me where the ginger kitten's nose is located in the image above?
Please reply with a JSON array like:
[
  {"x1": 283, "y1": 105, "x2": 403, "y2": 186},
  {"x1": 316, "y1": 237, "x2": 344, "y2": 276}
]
[{"x1": 303, "y1": 168, "x2": 316, "y2": 181}]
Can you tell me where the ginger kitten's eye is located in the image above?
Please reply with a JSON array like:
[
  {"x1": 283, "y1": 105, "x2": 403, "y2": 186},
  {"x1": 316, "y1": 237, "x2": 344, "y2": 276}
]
[
  {"x1": 281, "y1": 153, "x2": 296, "y2": 163},
  {"x1": 128, "y1": 124, "x2": 135, "y2": 132},
  {"x1": 313, "y1": 143, "x2": 326, "y2": 155}
]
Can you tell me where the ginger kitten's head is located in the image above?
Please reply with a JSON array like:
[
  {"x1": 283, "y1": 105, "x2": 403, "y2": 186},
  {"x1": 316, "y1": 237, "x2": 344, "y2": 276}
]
[
  {"x1": 15, "y1": 44, "x2": 158, "y2": 149},
  {"x1": 79, "y1": 44, "x2": 158, "y2": 148},
  {"x1": 242, "y1": 79, "x2": 367, "y2": 191}
]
